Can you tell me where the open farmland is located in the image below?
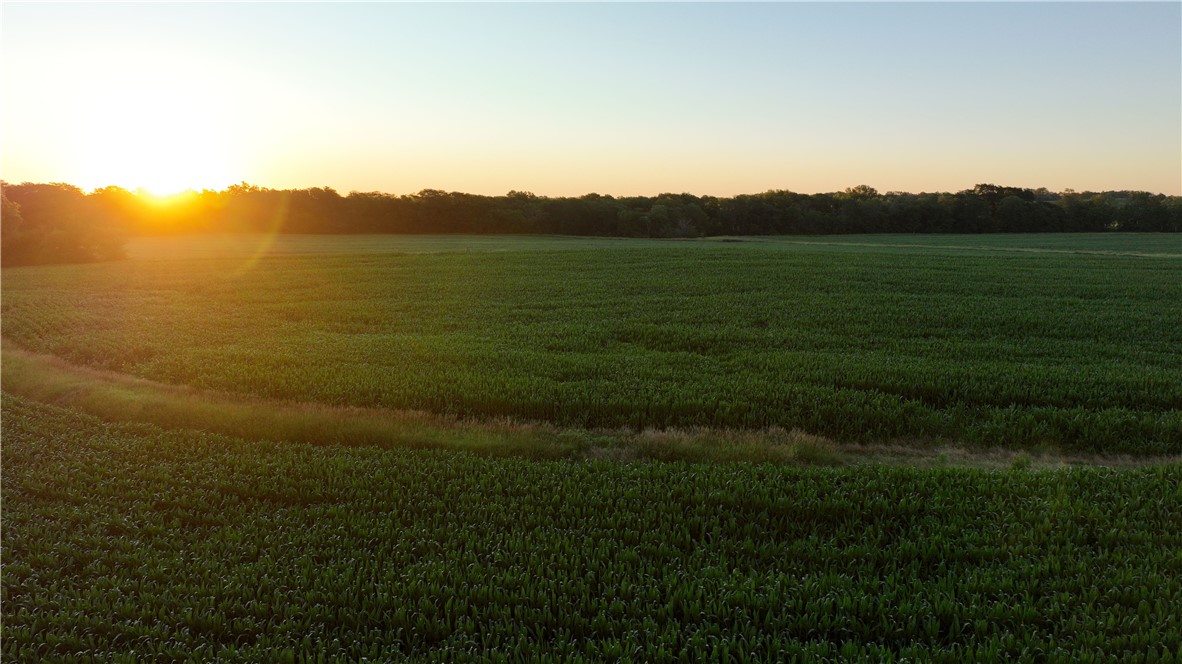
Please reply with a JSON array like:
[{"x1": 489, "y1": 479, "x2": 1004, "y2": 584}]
[
  {"x1": 3, "y1": 233, "x2": 1180, "y2": 454},
  {"x1": 3, "y1": 233, "x2": 1182, "y2": 661},
  {"x1": 4, "y1": 394, "x2": 1181, "y2": 662}
]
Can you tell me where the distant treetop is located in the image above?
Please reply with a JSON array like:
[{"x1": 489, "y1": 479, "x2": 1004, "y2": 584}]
[{"x1": 2, "y1": 181, "x2": 1178, "y2": 265}]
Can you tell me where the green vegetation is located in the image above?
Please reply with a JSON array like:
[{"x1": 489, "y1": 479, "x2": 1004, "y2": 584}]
[
  {"x1": 4, "y1": 395, "x2": 1180, "y2": 662},
  {"x1": 4, "y1": 180, "x2": 1180, "y2": 265},
  {"x1": 4, "y1": 234, "x2": 1179, "y2": 660},
  {"x1": 759, "y1": 232, "x2": 1182, "y2": 256},
  {"x1": 0, "y1": 187, "x2": 125, "y2": 267},
  {"x1": 4, "y1": 234, "x2": 1180, "y2": 454},
  {"x1": 115, "y1": 231, "x2": 1182, "y2": 261},
  {"x1": 4, "y1": 183, "x2": 1180, "y2": 267},
  {"x1": 0, "y1": 343, "x2": 848, "y2": 466}
]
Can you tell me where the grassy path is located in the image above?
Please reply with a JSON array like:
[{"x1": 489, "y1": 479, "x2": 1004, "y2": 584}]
[{"x1": 4, "y1": 341, "x2": 1174, "y2": 469}]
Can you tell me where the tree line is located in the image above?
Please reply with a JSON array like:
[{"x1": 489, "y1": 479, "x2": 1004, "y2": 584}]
[{"x1": 2, "y1": 181, "x2": 1179, "y2": 265}]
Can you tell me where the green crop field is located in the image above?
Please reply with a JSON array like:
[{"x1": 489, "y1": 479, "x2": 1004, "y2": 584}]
[
  {"x1": 3, "y1": 233, "x2": 1181, "y2": 661},
  {"x1": 3, "y1": 233, "x2": 1180, "y2": 454},
  {"x1": 4, "y1": 395, "x2": 1180, "y2": 662}
]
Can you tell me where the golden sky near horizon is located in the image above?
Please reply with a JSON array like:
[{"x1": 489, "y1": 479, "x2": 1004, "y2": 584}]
[{"x1": 3, "y1": 3, "x2": 1180, "y2": 197}]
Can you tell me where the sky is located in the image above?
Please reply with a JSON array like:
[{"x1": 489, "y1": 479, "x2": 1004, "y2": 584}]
[{"x1": 2, "y1": 2, "x2": 1180, "y2": 197}]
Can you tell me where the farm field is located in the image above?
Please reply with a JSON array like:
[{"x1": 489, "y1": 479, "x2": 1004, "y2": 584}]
[
  {"x1": 3, "y1": 233, "x2": 1181, "y2": 661},
  {"x1": 3, "y1": 233, "x2": 1180, "y2": 454},
  {"x1": 6, "y1": 0, "x2": 1181, "y2": 660},
  {"x1": 120, "y1": 231, "x2": 1182, "y2": 261},
  {"x1": 4, "y1": 394, "x2": 1181, "y2": 662},
  {"x1": 758, "y1": 232, "x2": 1182, "y2": 256}
]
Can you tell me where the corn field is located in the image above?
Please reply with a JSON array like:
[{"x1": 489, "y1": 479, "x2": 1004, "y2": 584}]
[
  {"x1": 3, "y1": 395, "x2": 1179, "y2": 662},
  {"x1": 3, "y1": 236, "x2": 1179, "y2": 453}
]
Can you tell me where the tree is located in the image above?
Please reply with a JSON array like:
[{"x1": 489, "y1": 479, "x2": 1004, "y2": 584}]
[
  {"x1": 1, "y1": 182, "x2": 126, "y2": 265},
  {"x1": 2, "y1": 191, "x2": 27, "y2": 264},
  {"x1": 838, "y1": 185, "x2": 879, "y2": 200}
]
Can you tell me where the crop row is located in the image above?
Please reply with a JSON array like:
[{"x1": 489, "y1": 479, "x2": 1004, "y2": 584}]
[
  {"x1": 2, "y1": 242, "x2": 1179, "y2": 453},
  {"x1": 4, "y1": 394, "x2": 1181, "y2": 661}
]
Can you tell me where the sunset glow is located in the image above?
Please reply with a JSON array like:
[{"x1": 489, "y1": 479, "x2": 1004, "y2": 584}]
[
  {"x1": 29, "y1": 55, "x2": 240, "y2": 196},
  {"x1": 3, "y1": 3, "x2": 1179, "y2": 196},
  {"x1": 137, "y1": 188, "x2": 200, "y2": 208}
]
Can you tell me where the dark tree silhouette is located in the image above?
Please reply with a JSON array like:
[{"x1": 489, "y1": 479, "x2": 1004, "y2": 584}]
[{"x1": 2, "y1": 181, "x2": 1178, "y2": 265}]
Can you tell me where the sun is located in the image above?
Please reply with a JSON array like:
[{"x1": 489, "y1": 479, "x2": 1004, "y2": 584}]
[
  {"x1": 137, "y1": 187, "x2": 200, "y2": 209},
  {"x1": 76, "y1": 126, "x2": 237, "y2": 196},
  {"x1": 71, "y1": 74, "x2": 240, "y2": 195}
]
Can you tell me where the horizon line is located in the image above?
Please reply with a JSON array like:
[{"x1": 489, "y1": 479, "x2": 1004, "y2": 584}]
[{"x1": 4, "y1": 180, "x2": 1179, "y2": 199}]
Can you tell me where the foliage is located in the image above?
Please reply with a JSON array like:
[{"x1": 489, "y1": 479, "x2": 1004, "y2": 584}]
[
  {"x1": 3, "y1": 235, "x2": 1179, "y2": 455},
  {"x1": 4, "y1": 395, "x2": 1180, "y2": 663},
  {"x1": 1, "y1": 342, "x2": 849, "y2": 465},
  {"x1": 3, "y1": 181, "x2": 1179, "y2": 245},
  {"x1": 1, "y1": 183, "x2": 127, "y2": 266}
]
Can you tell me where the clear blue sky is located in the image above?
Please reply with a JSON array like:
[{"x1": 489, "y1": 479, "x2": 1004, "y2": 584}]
[{"x1": 3, "y1": 2, "x2": 1179, "y2": 196}]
